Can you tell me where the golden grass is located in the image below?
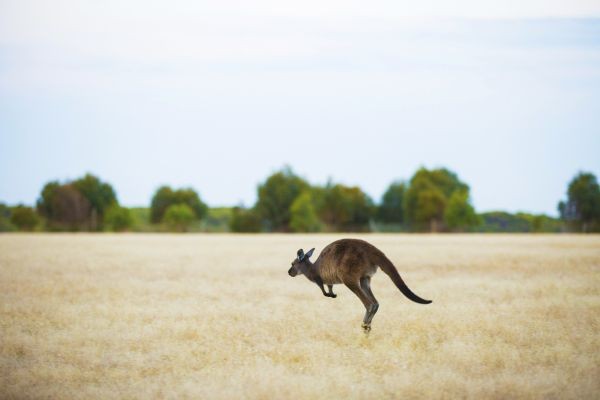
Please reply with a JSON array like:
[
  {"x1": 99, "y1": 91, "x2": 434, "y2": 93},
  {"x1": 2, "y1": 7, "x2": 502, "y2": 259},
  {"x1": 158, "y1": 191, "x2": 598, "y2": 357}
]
[{"x1": 1, "y1": 234, "x2": 599, "y2": 399}]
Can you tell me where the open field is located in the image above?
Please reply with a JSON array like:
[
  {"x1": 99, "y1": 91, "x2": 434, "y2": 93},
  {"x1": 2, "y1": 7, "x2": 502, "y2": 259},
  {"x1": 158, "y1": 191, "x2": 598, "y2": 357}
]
[{"x1": 1, "y1": 234, "x2": 599, "y2": 399}]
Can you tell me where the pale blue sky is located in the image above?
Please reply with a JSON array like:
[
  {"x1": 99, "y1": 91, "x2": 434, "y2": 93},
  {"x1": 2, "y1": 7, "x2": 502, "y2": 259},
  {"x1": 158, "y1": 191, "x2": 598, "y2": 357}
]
[{"x1": 1, "y1": 1, "x2": 599, "y2": 215}]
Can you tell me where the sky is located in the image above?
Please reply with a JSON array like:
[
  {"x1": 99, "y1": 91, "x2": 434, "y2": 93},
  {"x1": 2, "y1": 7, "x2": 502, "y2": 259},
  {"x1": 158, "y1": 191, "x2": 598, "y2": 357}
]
[{"x1": 1, "y1": 1, "x2": 599, "y2": 215}]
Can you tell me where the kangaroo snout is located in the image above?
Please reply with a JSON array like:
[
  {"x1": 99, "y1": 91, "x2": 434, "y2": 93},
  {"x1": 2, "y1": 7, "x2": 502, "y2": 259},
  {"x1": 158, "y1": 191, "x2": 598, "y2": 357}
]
[{"x1": 288, "y1": 268, "x2": 297, "y2": 277}]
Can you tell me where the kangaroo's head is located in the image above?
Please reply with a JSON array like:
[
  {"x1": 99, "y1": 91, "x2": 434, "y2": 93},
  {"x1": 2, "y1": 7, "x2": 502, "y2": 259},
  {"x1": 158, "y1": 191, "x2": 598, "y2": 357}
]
[{"x1": 288, "y1": 248, "x2": 315, "y2": 277}]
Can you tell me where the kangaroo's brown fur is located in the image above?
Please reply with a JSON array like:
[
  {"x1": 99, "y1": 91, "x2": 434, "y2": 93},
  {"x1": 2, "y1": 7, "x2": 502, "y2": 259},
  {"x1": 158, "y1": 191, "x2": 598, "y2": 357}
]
[{"x1": 288, "y1": 238, "x2": 431, "y2": 332}]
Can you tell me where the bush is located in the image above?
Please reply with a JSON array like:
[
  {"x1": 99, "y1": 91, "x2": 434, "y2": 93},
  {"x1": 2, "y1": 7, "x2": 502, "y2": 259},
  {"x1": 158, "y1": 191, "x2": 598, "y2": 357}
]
[
  {"x1": 36, "y1": 174, "x2": 118, "y2": 231},
  {"x1": 477, "y1": 212, "x2": 532, "y2": 233},
  {"x1": 255, "y1": 167, "x2": 309, "y2": 231},
  {"x1": 10, "y1": 205, "x2": 40, "y2": 231},
  {"x1": 73, "y1": 174, "x2": 117, "y2": 229},
  {"x1": 317, "y1": 184, "x2": 374, "y2": 232},
  {"x1": 104, "y1": 206, "x2": 133, "y2": 232},
  {"x1": 163, "y1": 204, "x2": 195, "y2": 232},
  {"x1": 558, "y1": 172, "x2": 600, "y2": 232},
  {"x1": 444, "y1": 190, "x2": 480, "y2": 231},
  {"x1": 229, "y1": 207, "x2": 262, "y2": 232},
  {"x1": 377, "y1": 182, "x2": 406, "y2": 224},
  {"x1": 38, "y1": 184, "x2": 92, "y2": 231},
  {"x1": 203, "y1": 208, "x2": 233, "y2": 232},
  {"x1": 404, "y1": 167, "x2": 471, "y2": 232},
  {"x1": 150, "y1": 186, "x2": 207, "y2": 224},
  {"x1": 0, "y1": 203, "x2": 14, "y2": 231},
  {"x1": 290, "y1": 192, "x2": 322, "y2": 232}
]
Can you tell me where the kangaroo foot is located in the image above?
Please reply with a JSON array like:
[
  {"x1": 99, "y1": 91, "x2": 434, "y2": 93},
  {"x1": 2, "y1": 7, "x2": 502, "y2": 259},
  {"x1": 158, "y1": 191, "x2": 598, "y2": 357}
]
[{"x1": 361, "y1": 323, "x2": 371, "y2": 333}]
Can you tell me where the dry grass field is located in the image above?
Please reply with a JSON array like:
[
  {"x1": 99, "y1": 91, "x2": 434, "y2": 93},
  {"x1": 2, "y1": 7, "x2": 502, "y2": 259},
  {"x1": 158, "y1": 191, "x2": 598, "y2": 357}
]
[{"x1": 1, "y1": 234, "x2": 599, "y2": 399}]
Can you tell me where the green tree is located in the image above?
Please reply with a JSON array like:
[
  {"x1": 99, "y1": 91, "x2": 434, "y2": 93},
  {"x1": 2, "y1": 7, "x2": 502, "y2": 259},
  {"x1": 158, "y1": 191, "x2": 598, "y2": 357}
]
[
  {"x1": 290, "y1": 192, "x2": 322, "y2": 232},
  {"x1": 10, "y1": 205, "x2": 40, "y2": 231},
  {"x1": 163, "y1": 204, "x2": 195, "y2": 232},
  {"x1": 444, "y1": 190, "x2": 480, "y2": 231},
  {"x1": 318, "y1": 183, "x2": 374, "y2": 232},
  {"x1": 377, "y1": 182, "x2": 406, "y2": 224},
  {"x1": 558, "y1": 172, "x2": 600, "y2": 232},
  {"x1": 173, "y1": 188, "x2": 208, "y2": 219},
  {"x1": 37, "y1": 174, "x2": 119, "y2": 231},
  {"x1": 255, "y1": 167, "x2": 309, "y2": 231},
  {"x1": 0, "y1": 203, "x2": 13, "y2": 231},
  {"x1": 229, "y1": 207, "x2": 262, "y2": 232},
  {"x1": 104, "y1": 206, "x2": 133, "y2": 232},
  {"x1": 37, "y1": 184, "x2": 92, "y2": 231},
  {"x1": 150, "y1": 186, "x2": 174, "y2": 223},
  {"x1": 404, "y1": 167, "x2": 470, "y2": 232},
  {"x1": 36, "y1": 181, "x2": 60, "y2": 220},
  {"x1": 414, "y1": 187, "x2": 446, "y2": 232},
  {"x1": 150, "y1": 186, "x2": 207, "y2": 223},
  {"x1": 73, "y1": 173, "x2": 117, "y2": 229}
]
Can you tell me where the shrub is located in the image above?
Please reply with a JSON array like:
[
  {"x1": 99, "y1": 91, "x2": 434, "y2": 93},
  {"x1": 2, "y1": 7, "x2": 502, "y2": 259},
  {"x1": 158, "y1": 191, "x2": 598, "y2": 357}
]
[
  {"x1": 10, "y1": 205, "x2": 40, "y2": 231},
  {"x1": 317, "y1": 184, "x2": 374, "y2": 232},
  {"x1": 0, "y1": 203, "x2": 14, "y2": 231},
  {"x1": 37, "y1": 174, "x2": 118, "y2": 231},
  {"x1": 163, "y1": 204, "x2": 195, "y2": 232},
  {"x1": 255, "y1": 167, "x2": 309, "y2": 231},
  {"x1": 377, "y1": 182, "x2": 406, "y2": 224},
  {"x1": 444, "y1": 190, "x2": 480, "y2": 231},
  {"x1": 229, "y1": 207, "x2": 262, "y2": 232},
  {"x1": 104, "y1": 206, "x2": 133, "y2": 232},
  {"x1": 290, "y1": 192, "x2": 322, "y2": 232},
  {"x1": 150, "y1": 186, "x2": 207, "y2": 224},
  {"x1": 558, "y1": 172, "x2": 600, "y2": 232}
]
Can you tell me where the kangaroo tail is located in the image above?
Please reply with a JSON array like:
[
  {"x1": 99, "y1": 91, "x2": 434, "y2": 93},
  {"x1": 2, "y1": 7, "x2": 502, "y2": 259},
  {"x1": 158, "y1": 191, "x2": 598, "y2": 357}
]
[{"x1": 377, "y1": 254, "x2": 432, "y2": 304}]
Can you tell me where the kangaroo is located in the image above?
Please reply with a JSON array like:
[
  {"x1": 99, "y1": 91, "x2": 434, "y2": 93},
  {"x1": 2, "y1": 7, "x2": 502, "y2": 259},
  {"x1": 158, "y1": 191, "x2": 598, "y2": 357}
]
[{"x1": 287, "y1": 238, "x2": 431, "y2": 332}]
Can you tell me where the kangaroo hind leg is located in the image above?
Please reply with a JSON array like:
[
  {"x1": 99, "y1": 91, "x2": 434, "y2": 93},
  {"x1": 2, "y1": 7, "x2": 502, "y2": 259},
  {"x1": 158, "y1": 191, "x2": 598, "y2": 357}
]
[
  {"x1": 360, "y1": 276, "x2": 379, "y2": 326},
  {"x1": 345, "y1": 281, "x2": 375, "y2": 333}
]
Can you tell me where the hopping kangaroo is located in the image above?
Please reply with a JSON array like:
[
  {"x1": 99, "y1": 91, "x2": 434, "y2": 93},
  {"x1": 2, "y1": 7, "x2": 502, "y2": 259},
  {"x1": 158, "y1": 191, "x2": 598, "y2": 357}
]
[{"x1": 288, "y1": 238, "x2": 431, "y2": 332}]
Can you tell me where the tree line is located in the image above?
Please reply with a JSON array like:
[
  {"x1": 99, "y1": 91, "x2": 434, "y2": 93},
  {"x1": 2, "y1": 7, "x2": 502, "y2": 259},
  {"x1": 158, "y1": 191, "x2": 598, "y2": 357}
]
[
  {"x1": 230, "y1": 166, "x2": 480, "y2": 233},
  {"x1": 0, "y1": 168, "x2": 598, "y2": 233}
]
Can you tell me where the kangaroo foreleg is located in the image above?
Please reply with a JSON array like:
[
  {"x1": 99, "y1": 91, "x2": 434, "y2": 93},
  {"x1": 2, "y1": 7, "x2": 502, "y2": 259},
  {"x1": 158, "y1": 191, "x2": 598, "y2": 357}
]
[
  {"x1": 315, "y1": 277, "x2": 335, "y2": 298},
  {"x1": 327, "y1": 284, "x2": 337, "y2": 298}
]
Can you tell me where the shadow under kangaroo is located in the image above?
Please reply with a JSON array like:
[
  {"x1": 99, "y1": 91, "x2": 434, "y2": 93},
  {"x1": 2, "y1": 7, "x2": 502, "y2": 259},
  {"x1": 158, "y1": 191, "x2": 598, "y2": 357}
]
[{"x1": 288, "y1": 238, "x2": 431, "y2": 332}]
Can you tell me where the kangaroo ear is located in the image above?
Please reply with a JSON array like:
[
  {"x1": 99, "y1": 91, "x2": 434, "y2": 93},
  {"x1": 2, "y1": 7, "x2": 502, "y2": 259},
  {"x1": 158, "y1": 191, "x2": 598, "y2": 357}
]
[
  {"x1": 305, "y1": 248, "x2": 315, "y2": 259},
  {"x1": 297, "y1": 249, "x2": 305, "y2": 260}
]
